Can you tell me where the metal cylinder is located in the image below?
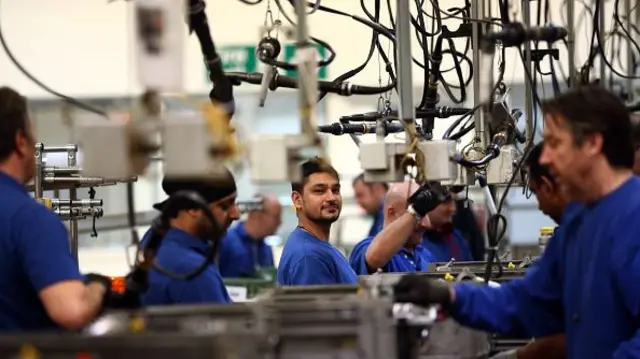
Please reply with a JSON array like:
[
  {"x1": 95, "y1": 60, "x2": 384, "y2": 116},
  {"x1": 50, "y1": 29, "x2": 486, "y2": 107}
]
[
  {"x1": 51, "y1": 199, "x2": 103, "y2": 207},
  {"x1": 42, "y1": 144, "x2": 78, "y2": 153}
]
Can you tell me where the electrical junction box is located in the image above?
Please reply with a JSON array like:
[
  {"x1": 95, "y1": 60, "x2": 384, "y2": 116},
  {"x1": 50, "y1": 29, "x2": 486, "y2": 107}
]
[
  {"x1": 162, "y1": 113, "x2": 229, "y2": 179},
  {"x1": 486, "y1": 145, "x2": 523, "y2": 185},
  {"x1": 416, "y1": 140, "x2": 458, "y2": 182},
  {"x1": 248, "y1": 134, "x2": 315, "y2": 183},
  {"x1": 76, "y1": 113, "x2": 135, "y2": 179},
  {"x1": 360, "y1": 142, "x2": 407, "y2": 183}
]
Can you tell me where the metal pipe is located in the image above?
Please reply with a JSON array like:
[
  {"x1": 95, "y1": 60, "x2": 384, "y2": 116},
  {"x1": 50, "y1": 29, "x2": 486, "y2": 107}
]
[
  {"x1": 522, "y1": 0, "x2": 534, "y2": 141},
  {"x1": 395, "y1": 0, "x2": 415, "y2": 142},
  {"x1": 626, "y1": 0, "x2": 634, "y2": 101},
  {"x1": 34, "y1": 143, "x2": 44, "y2": 199},
  {"x1": 567, "y1": 0, "x2": 576, "y2": 86},
  {"x1": 43, "y1": 176, "x2": 137, "y2": 185},
  {"x1": 42, "y1": 144, "x2": 77, "y2": 153},
  {"x1": 67, "y1": 148, "x2": 79, "y2": 259},
  {"x1": 471, "y1": 0, "x2": 487, "y2": 146},
  {"x1": 597, "y1": 0, "x2": 606, "y2": 85},
  {"x1": 293, "y1": 0, "x2": 318, "y2": 143},
  {"x1": 51, "y1": 199, "x2": 103, "y2": 207},
  {"x1": 43, "y1": 166, "x2": 81, "y2": 175}
]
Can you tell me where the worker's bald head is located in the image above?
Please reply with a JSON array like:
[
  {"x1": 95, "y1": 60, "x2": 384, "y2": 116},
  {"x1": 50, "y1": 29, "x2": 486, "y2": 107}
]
[
  {"x1": 247, "y1": 194, "x2": 282, "y2": 238},
  {"x1": 383, "y1": 180, "x2": 430, "y2": 246},
  {"x1": 384, "y1": 181, "x2": 420, "y2": 216}
]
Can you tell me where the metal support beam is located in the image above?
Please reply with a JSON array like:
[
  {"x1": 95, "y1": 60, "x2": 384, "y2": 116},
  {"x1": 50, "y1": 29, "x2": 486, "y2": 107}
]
[
  {"x1": 626, "y1": 0, "x2": 635, "y2": 101},
  {"x1": 567, "y1": 0, "x2": 576, "y2": 86},
  {"x1": 471, "y1": 0, "x2": 488, "y2": 146},
  {"x1": 522, "y1": 0, "x2": 534, "y2": 140},
  {"x1": 395, "y1": 0, "x2": 416, "y2": 141}
]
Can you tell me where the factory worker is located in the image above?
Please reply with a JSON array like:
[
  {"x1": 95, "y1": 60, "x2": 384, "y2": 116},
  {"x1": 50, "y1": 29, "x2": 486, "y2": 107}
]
[
  {"x1": 491, "y1": 142, "x2": 568, "y2": 359},
  {"x1": 277, "y1": 157, "x2": 358, "y2": 285},
  {"x1": 394, "y1": 85, "x2": 640, "y2": 359},
  {"x1": 450, "y1": 185, "x2": 486, "y2": 260},
  {"x1": 142, "y1": 172, "x2": 241, "y2": 305},
  {"x1": 352, "y1": 173, "x2": 388, "y2": 237},
  {"x1": 0, "y1": 87, "x2": 111, "y2": 331},
  {"x1": 421, "y1": 187, "x2": 475, "y2": 262},
  {"x1": 349, "y1": 180, "x2": 437, "y2": 274},
  {"x1": 218, "y1": 195, "x2": 281, "y2": 278}
]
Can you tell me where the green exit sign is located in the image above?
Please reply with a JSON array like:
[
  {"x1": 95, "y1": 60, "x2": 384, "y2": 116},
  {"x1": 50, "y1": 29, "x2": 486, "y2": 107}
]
[{"x1": 209, "y1": 44, "x2": 328, "y2": 81}]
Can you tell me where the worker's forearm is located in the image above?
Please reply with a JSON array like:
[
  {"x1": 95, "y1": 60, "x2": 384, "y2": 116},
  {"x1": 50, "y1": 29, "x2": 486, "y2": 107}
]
[
  {"x1": 365, "y1": 214, "x2": 416, "y2": 269},
  {"x1": 67, "y1": 283, "x2": 106, "y2": 329},
  {"x1": 516, "y1": 334, "x2": 566, "y2": 359}
]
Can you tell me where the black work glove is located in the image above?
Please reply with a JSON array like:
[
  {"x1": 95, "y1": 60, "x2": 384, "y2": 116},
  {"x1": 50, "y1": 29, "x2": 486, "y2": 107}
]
[
  {"x1": 85, "y1": 273, "x2": 112, "y2": 306},
  {"x1": 394, "y1": 274, "x2": 453, "y2": 308},
  {"x1": 408, "y1": 181, "x2": 451, "y2": 217}
]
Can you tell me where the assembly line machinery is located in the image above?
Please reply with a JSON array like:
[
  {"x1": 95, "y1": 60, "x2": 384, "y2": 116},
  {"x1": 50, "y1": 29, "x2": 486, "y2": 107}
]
[
  {"x1": 29, "y1": 143, "x2": 138, "y2": 258},
  {"x1": 0, "y1": 262, "x2": 530, "y2": 359}
]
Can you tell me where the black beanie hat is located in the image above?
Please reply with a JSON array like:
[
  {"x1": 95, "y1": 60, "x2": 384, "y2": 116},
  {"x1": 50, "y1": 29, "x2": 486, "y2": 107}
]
[{"x1": 152, "y1": 169, "x2": 237, "y2": 211}]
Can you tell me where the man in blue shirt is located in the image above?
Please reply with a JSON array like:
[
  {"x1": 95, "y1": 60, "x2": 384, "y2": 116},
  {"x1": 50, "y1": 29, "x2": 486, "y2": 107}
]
[
  {"x1": 218, "y1": 195, "x2": 281, "y2": 277},
  {"x1": 0, "y1": 87, "x2": 111, "y2": 331},
  {"x1": 492, "y1": 142, "x2": 569, "y2": 359},
  {"x1": 352, "y1": 173, "x2": 388, "y2": 237},
  {"x1": 142, "y1": 171, "x2": 241, "y2": 305},
  {"x1": 278, "y1": 157, "x2": 358, "y2": 285},
  {"x1": 350, "y1": 180, "x2": 437, "y2": 274},
  {"x1": 421, "y1": 188, "x2": 475, "y2": 262},
  {"x1": 394, "y1": 85, "x2": 640, "y2": 359}
]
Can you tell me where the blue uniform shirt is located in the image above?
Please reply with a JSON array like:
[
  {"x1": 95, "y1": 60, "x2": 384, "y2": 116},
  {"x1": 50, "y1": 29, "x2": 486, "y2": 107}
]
[
  {"x1": 421, "y1": 229, "x2": 474, "y2": 262},
  {"x1": 349, "y1": 236, "x2": 437, "y2": 275},
  {"x1": 0, "y1": 173, "x2": 83, "y2": 331},
  {"x1": 277, "y1": 227, "x2": 358, "y2": 285},
  {"x1": 141, "y1": 228, "x2": 231, "y2": 305},
  {"x1": 449, "y1": 178, "x2": 640, "y2": 359},
  {"x1": 218, "y1": 222, "x2": 274, "y2": 278},
  {"x1": 367, "y1": 203, "x2": 384, "y2": 237}
]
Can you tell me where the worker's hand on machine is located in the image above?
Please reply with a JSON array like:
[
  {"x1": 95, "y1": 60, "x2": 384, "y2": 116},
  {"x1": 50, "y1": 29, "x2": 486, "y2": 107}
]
[
  {"x1": 85, "y1": 273, "x2": 113, "y2": 306},
  {"x1": 408, "y1": 181, "x2": 450, "y2": 218},
  {"x1": 393, "y1": 274, "x2": 453, "y2": 308}
]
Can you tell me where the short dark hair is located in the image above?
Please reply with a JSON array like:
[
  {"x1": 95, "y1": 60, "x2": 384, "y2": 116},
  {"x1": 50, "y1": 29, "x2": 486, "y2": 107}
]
[
  {"x1": 0, "y1": 87, "x2": 29, "y2": 162},
  {"x1": 631, "y1": 115, "x2": 640, "y2": 147},
  {"x1": 351, "y1": 172, "x2": 389, "y2": 191},
  {"x1": 541, "y1": 85, "x2": 634, "y2": 169},
  {"x1": 525, "y1": 142, "x2": 554, "y2": 184},
  {"x1": 291, "y1": 157, "x2": 340, "y2": 193}
]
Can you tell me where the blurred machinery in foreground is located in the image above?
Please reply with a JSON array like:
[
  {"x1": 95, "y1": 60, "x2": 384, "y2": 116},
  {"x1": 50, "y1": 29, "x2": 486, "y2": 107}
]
[
  {"x1": 0, "y1": 262, "x2": 533, "y2": 358},
  {"x1": 29, "y1": 143, "x2": 137, "y2": 258}
]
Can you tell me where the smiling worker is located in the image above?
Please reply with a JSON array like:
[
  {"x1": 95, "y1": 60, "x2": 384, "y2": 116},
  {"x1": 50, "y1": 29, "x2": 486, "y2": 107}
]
[
  {"x1": 394, "y1": 85, "x2": 640, "y2": 359},
  {"x1": 277, "y1": 157, "x2": 357, "y2": 286},
  {"x1": 218, "y1": 195, "x2": 281, "y2": 278},
  {"x1": 349, "y1": 180, "x2": 437, "y2": 274},
  {"x1": 0, "y1": 87, "x2": 111, "y2": 331},
  {"x1": 352, "y1": 173, "x2": 388, "y2": 237},
  {"x1": 142, "y1": 171, "x2": 241, "y2": 305}
]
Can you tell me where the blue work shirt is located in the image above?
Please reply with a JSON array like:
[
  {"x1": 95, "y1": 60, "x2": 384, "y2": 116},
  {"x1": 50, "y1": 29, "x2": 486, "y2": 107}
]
[
  {"x1": 277, "y1": 227, "x2": 358, "y2": 285},
  {"x1": 349, "y1": 236, "x2": 437, "y2": 275},
  {"x1": 218, "y1": 222, "x2": 274, "y2": 278},
  {"x1": 422, "y1": 228, "x2": 474, "y2": 262},
  {"x1": 367, "y1": 203, "x2": 384, "y2": 237},
  {"x1": 0, "y1": 173, "x2": 83, "y2": 331},
  {"x1": 141, "y1": 228, "x2": 231, "y2": 305},
  {"x1": 449, "y1": 177, "x2": 640, "y2": 359}
]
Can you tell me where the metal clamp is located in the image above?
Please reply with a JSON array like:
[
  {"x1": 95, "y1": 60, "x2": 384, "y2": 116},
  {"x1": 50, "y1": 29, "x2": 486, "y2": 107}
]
[{"x1": 392, "y1": 303, "x2": 438, "y2": 326}]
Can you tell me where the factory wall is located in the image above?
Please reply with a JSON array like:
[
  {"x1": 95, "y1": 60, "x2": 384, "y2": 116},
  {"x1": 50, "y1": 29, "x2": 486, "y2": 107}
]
[{"x1": 1, "y1": 1, "x2": 614, "y2": 274}]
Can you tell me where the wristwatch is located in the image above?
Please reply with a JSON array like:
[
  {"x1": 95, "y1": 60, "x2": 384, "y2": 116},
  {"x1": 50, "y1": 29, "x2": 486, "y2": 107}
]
[{"x1": 407, "y1": 205, "x2": 423, "y2": 222}]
